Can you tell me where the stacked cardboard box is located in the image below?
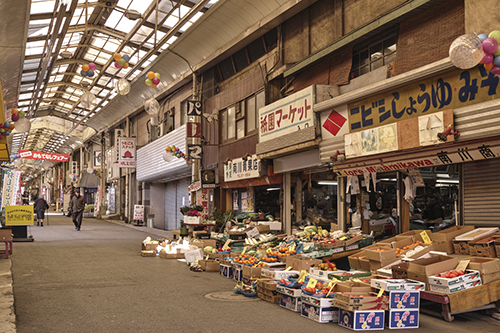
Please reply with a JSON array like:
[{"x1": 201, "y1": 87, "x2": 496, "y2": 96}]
[
  {"x1": 301, "y1": 294, "x2": 339, "y2": 323},
  {"x1": 365, "y1": 246, "x2": 399, "y2": 272},
  {"x1": 277, "y1": 285, "x2": 302, "y2": 312},
  {"x1": 256, "y1": 279, "x2": 280, "y2": 304},
  {"x1": 428, "y1": 270, "x2": 482, "y2": 294},
  {"x1": 335, "y1": 291, "x2": 387, "y2": 331},
  {"x1": 430, "y1": 226, "x2": 474, "y2": 254},
  {"x1": 467, "y1": 257, "x2": 500, "y2": 284},
  {"x1": 407, "y1": 255, "x2": 458, "y2": 289},
  {"x1": 468, "y1": 232, "x2": 500, "y2": 258}
]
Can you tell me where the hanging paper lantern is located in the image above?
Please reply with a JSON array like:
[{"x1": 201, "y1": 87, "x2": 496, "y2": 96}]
[
  {"x1": 145, "y1": 98, "x2": 160, "y2": 115},
  {"x1": 80, "y1": 91, "x2": 97, "y2": 109},
  {"x1": 14, "y1": 117, "x2": 31, "y2": 133},
  {"x1": 449, "y1": 34, "x2": 484, "y2": 69},
  {"x1": 115, "y1": 78, "x2": 131, "y2": 96}
]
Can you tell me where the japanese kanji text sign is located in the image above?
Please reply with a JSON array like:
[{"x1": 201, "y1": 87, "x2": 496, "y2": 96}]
[
  {"x1": 19, "y1": 150, "x2": 69, "y2": 162},
  {"x1": 348, "y1": 66, "x2": 500, "y2": 132},
  {"x1": 118, "y1": 137, "x2": 136, "y2": 168},
  {"x1": 224, "y1": 154, "x2": 261, "y2": 182}
]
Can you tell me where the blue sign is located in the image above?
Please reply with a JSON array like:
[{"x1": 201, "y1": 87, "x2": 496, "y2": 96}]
[
  {"x1": 387, "y1": 309, "x2": 419, "y2": 329},
  {"x1": 389, "y1": 291, "x2": 420, "y2": 309}
]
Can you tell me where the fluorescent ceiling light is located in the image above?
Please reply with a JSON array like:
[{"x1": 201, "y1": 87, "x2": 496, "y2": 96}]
[
  {"x1": 318, "y1": 181, "x2": 338, "y2": 186},
  {"x1": 380, "y1": 178, "x2": 397, "y2": 182},
  {"x1": 436, "y1": 174, "x2": 450, "y2": 178},
  {"x1": 436, "y1": 179, "x2": 459, "y2": 184},
  {"x1": 267, "y1": 187, "x2": 281, "y2": 191}
]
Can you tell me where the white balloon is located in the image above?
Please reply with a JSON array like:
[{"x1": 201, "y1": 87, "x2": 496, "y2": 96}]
[
  {"x1": 449, "y1": 34, "x2": 484, "y2": 69},
  {"x1": 115, "y1": 78, "x2": 131, "y2": 96},
  {"x1": 80, "y1": 91, "x2": 97, "y2": 109},
  {"x1": 14, "y1": 117, "x2": 31, "y2": 133},
  {"x1": 163, "y1": 151, "x2": 174, "y2": 162},
  {"x1": 87, "y1": 167, "x2": 93, "y2": 173},
  {"x1": 14, "y1": 159, "x2": 22, "y2": 167},
  {"x1": 145, "y1": 98, "x2": 160, "y2": 115}
]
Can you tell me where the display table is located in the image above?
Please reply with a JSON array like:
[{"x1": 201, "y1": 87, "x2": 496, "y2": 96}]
[
  {"x1": 185, "y1": 223, "x2": 217, "y2": 234},
  {"x1": 420, "y1": 278, "x2": 500, "y2": 322}
]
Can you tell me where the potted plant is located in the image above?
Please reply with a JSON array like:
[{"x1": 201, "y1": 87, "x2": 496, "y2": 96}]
[{"x1": 179, "y1": 205, "x2": 203, "y2": 224}]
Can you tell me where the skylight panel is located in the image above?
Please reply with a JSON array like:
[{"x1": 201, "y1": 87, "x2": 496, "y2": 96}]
[{"x1": 30, "y1": 1, "x2": 56, "y2": 15}]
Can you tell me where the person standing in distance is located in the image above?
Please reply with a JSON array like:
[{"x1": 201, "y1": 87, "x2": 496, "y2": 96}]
[
  {"x1": 71, "y1": 188, "x2": 85, "y2": 231},
  {"x1": 34, "y1": 195, "x2": 49, "y2": 227}
]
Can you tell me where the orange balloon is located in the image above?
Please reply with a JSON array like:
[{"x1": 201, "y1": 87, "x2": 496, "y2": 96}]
[
  {"x1": 165, "y1": 146, "x2": 171, "y2": 152},
  {"x1": 484, "y1": 62, "x2": 494, "y2": 70},
  {"x1": 114, "y1": 53, "x2": 122, "y2": 61},
  {"x1": 82, "y1": 64, "x2": 89, "y2": 72},
  {"x1": 152, "y1": 84, "x2": 157, "y2": 87},
  {"x1": 9, "y1": 124, "x2": 14, "y2": 130},
  {"x1": 12, "y1": 109, "x2": 18, "y2": 114},
  {"x1": 123, "y1": 63, "x2": 129, "y2": 69},
  {"x1": 147, "y1": 71, "x2": 155, "y2": 80}
]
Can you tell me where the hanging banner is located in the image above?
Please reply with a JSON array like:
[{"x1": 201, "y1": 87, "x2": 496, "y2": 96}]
[
  {"x1": 18, "y1": 150, "x2": 69, "y2": 162},
  {"x1": 1, "y1": 169, "x2": 20, "y2": 208},
  {"x1": 118, "y1": 137, "x2": 136, "y2": 168},
  {"x1": 108, "y1": 186, "x2": 116, "y2": 214},
  {"x1": 14, "y1": 170, "x2": 22, "y2": 206},
  {"x1": 5, "y1": 205, "x2": 34, "y2": 226},
  {"x1": 94, "y1": 186, "x2": 101, "y2": 217},
  {"x1": 114, "y1": 129, "x2": 124, "y2": 162}
]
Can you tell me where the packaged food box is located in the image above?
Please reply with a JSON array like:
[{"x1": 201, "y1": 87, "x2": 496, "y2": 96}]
[{"x1": 338, "y1": 309, "x2": 385, "y2": 331}]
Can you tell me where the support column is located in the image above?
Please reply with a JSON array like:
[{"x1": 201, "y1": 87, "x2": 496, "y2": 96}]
[
  {"x1": 284, "y1": 172, "x2": 292, "y2": 235},
  {"x1": 99, "y1": 132, "x2": 106, "y2": 218},
  {"x1": 338, "y1": 176, "x2": 346, "y2": 232},
  {"x1": 295, "y1": 176, "x2": 302, "y2": 222}
]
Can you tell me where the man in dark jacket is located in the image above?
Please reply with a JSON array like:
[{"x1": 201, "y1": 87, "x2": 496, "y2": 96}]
[
  {"x1": 71, "y1": 188, "x2": 85, "y2": 231},
  {"x1": 34, "y1": 195, "x2": 49, "y2": 227}
]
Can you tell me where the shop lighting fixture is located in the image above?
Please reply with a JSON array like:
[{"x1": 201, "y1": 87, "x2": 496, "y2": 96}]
[
  {"x1": 436, "y1": 179, "x2": 459, "y2": 184},
  {"x1": 380, "y1": 178, "x2": 397, "y2": 182},
  {"x1": 317, "y1": 181, "x2": 338, "y2": 186},
  {"x1": 436, "y1": 174, "x2": 451, "y2": 178},
  {"x1": 267, "y1": 187, "x2": 281, "y2": 191}
]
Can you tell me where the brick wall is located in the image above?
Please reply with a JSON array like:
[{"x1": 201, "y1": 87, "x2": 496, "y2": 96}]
[{"x1": 394, "y1": 0, "x2": 465, "y2": 75}]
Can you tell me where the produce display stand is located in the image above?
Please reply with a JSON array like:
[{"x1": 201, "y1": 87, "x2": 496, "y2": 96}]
[{"x1": 420, "y1": 278, "x2": 500, "y2": 322}]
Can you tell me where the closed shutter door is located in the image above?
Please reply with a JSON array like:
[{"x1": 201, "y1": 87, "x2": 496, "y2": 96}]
[
  {"x1": 175, "y1": 178, "x2": 191, "y2": 229},
  {"x1": 164, "y1": 182, "x2": 177, "y2": 230},
  {"x1": 463, "y1": 159, "x2": 500, "y2": 226}
]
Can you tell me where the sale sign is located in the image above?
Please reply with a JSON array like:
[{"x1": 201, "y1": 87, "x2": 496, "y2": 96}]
[{"x1": 19, "y1": 150, "x2": 69, "y2": 162}]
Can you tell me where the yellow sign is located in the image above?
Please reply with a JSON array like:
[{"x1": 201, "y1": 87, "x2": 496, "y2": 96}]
[
  {"x1": 285, "y1": 266, "x2": 292, "y2": 271},
  {"x1": 5, "y1": 205, "x2": 34, "y2": 225},
  {"x1": 348, "y1": 66, "x2": 500, "y2": 132},
  {"x1": 306, "y1": 278, "x2": 318, "y2": 289},
  {"x1": 222, "y1": 239, "x2": 231, "y2": 250},
  {"x1": 377, "y1": 288, "x2": 385, "y2": 297},
  {"x1": 326, "y1": 281, "x2": 337, "y2": 297},
  {"x1": 297, "y1": 270, "x2": 308, "y2": 283},
  {"x1": 420, "y1": 231, "x2": 432, "y2": 244},
  {"x1": 241, "y1": 247, "x2": 247, "y2": 255}
]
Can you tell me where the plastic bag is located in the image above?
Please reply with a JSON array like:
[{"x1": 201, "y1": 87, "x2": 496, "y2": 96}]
[{"x1": 352, "y1": 211, "x2": 362, "y2": 229}]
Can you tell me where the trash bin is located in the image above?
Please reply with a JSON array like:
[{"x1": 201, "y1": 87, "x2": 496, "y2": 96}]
[{"x1": 147, "y1": 214, "x2": 155, "y2": 228}]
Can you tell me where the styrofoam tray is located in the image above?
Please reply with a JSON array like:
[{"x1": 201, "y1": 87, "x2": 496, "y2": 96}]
[{"x1": 454, "y1": 228, "x2": 498, "y2": 241}]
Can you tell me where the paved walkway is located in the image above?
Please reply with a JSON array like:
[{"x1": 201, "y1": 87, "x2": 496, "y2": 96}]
[{"x1": 1, "y1": 214, "x2": 500, "y2": 333}]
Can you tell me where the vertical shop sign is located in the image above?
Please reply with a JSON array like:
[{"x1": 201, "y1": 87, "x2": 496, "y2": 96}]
[
  {"x1": 109, "y1": 186, "x2": 116, "y2": 214},
  {"x1": 119, "y1": 137, "x2": 136, "y2": 168},
  {"x1": 114, "y1": 129, "x2": 124, "y2": 162},
  {"x1": 1, "y1": 169, "x2": 17, "y2": 208},
  {"x1": 94, "y1": 186, "x2": 101, "y2": 217}
]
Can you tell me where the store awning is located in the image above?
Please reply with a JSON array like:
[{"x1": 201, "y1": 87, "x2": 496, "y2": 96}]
[{"x1": 79, "y1": 171, "x2": 101, "y2": 188}]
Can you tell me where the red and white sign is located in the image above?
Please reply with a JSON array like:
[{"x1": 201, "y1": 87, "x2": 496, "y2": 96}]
[
  {"x1": 259, "y1": 86, "x2": 314, "y2": 142},
  {"x1": 18, "y1": 150, "x2": 69, "y2": 162},
  {"x1": 320, "y1": 105, "x2": 349, "y2": 139},
  {"x1": 187, "y1": 122, "x2": 202, "y2": 138},
  {"x1": 118, "y1": 137, "x2": 136, "y2": 168}
]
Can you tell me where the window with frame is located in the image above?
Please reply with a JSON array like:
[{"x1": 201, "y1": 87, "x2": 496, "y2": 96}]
[
  {"x1": 162, "y1": 107, "x2": 174, "y2": 135},
  {"x1": 351, "y1": 31, "x2": 397, "y2": 79},
  {"x1": 220, "y1": 90, "x2": 265, "y2": 143}
]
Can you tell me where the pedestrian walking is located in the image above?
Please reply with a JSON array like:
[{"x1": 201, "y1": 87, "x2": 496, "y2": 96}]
[
  {"x1": 34, "y1": 195, "x2": 49, "y2": 227},
  {"x1": 70, "y1": 188, "x2": 85, "y2": 231}
]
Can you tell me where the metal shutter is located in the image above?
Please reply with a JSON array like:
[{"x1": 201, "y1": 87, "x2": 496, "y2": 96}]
[
  {"x1": 463, "y1": 159, "x2": 500, "y2": 226},
  {"x1": 164, "y1": 182, "x2": 177, "y2": 230},
  {"x1": 175, "y1": 178, "x2": 191, "y2": 229}
]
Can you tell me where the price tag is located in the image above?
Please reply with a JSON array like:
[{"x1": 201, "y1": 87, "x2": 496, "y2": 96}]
[
  {"x1": 222, "y1": 239, "x2": 231, "y2": 250},
  {"x1": 353, "y1": 279, "x2": 363, "y2": 283},
  {"x1": 377, "y1": 288, "x2": 385, "y2": 297},
  {"x1": 456, "y1": 259, "x2": 470, "y2": 272},
  {"x1": 330, "y1": 277, "x2": 339, "y2": 283},
  {"x1": 318, "y1": 226, "x2": 323, "y2": 235},
  {"x1": 246, "y1": 227, "x2": 260, "y2": 239},
  {"x1": 205, "y1": 255, "x2": 209, "y2": 260},
  {"x1": 241, "y1": 247, "x2": 247, "y2": 255},
  {"x1": 297, "y1": 270, "x2": 308, "y2": 283},
  {"x1": 306, "y1": 278, "x2": 318, "y2": 289},
  {"x1": 285, "y1": 266, "x2": 293, "y2": 271},
  {"x1": 420, "y1": 231, "x2": 432, "y2": 244},
  {"x1": 339, "y1": 236, "x2": 347, "y2": 241},
  {"x1": 326, "y1": 281, "x2": 337, "y2": 297},
  {"x1": 289, "y1": 242, "x2": 296, "y2": 251}
]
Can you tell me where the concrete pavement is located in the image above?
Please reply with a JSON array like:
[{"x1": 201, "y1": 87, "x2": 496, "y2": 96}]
[{"x1": 1, "y1": 214, "x2": 500, "y2": 333}]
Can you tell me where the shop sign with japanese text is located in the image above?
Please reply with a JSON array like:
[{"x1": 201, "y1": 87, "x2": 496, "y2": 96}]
[
  {"x1": 118, "y1": 137, "x2": 136, "y2": 168},
  {"x1": 5, "y1": 205, "x2": 34, "y2": 226},
  {"x1": 335, "y1": 141, "x2": 500, "y2": 176},
  {"x1": 114, "y1": 129, "x2": 124, "y2": 162},
  {"x1": 19, "y1": 150, "x2": 69, "y2": 162},
  {"x1": 348, "y1": 66, "x2": 500, "y2": 132},
  {"x1": 224, "y1": 154, "x2": 261, "y2": 182},
  {"x1": 259, "y1": 86, "x2": 313, "y2": 142},
  {"x1": 188, "y1": 181, "x2": 201, "y2": 192},
  {"x1": 1, "y1": 169, "x2": 19, "y2": 208}
]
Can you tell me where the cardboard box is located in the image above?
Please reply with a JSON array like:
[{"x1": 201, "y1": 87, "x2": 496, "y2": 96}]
[
  {"x1": 184, "y1": 249, "x2": 203, "y2": 263},
  {"x1": 348, "y1": 252, "x2": 365, "y2": 270},
  {"x1": 467, "y1": 257, "x2": 500, "y2": 274},
  {"x1": 328, "y1": 271, "x2": 372, "y2": 281},
  {"x1": 257, "y1": 292, "x2": 280, "y2": 303},
  {"x1": 371, "y1": 279, "x2": 425, "y2": 291},
  {"x1": 430, "y1": 226, "x2": 475, "y2": 254},
  {"x1": 407, "y1": 255, "x2": 458, "y2": 288},
  {"x1": 388, "y1": 291, "x2": 420, "y2": 309},
  {"x1": 338, "y1": 309, "x2": 385, "y2": 331},
  {"x1": 430, "y1": 279, "x2": 482, "y2": 294},
  {"x1": 365, "y1": 246, "x2": 396, "y2": 262},
  {"x1": 380, "y1": 237, "x2": 413, "y2": 250},
  {"x1": 164, "y1": 249, "x2": 184, "y2": 259},
  {"x1": 359, "y1": 256, "x2": 371, "y2": 272},
  {"x1": 279, "y1": 294, "x2": 301, "y2": 312},
  {"x1": 261, "y1": 268, "x2": 299, "y2": 280},
  {"x1": 428, "y1": 270, "x2": 481, "y2": 287},
  {"x1": 334, "y1": 292, "x2": 389, "y2": 311},
  {"x1": 301, "y1": 303, "x2": 339, "y2": 323},
  {"x1": 495, "y1": 239, "x2": 500, "y2": 258},
  {"x1": 0, "y1": 228, "x2": 13, "y2": 241},
  {"x1": 233, "y1": 267, "x2": 243, "y2": 282},
  {"x1": 242, "y1": 265, "x2": 262, "y2": 278},
  {"x1": 301, "y1": 294, "x2": 336, "y2": 308},
  {"x1": 391, "y1": 262, "x2": 409, "y2": 279},
  {"x1": 469, "y1": 233, "x2": 500, "y2": 258},
  {"x1": 141, "y1": 242, "x2": 158, "y2": 252},
  {"x1": 276, "y1": 285, "x2": 302, "y2": 297},
  {"x1": 336, "y1": 281, "x2": 373, "y2": 293},
  {"x1": 256, "y1": 279, "x2": 278, "y2": 291},
  {"x1": 399, "y1": 230, "x2": 432, "y2": 243},
  {"x1": 453, "y1": 240, "x2": 470, "y2": 255},
  {"x1": 387, "y1": 309, "x2": 419, "y2": 329},
  {"x1": 285, "y1": 256, "x2": 322, "y2": 272},
  {"x1": 369, "y1": 258, "x2": 400, "y2": 272},
  {"x1": 219, "y1": 264, "x2": 233, "y2": 279},
  {"x1": 199, "y1": 259, "x2": 220, "y2": 272}
]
